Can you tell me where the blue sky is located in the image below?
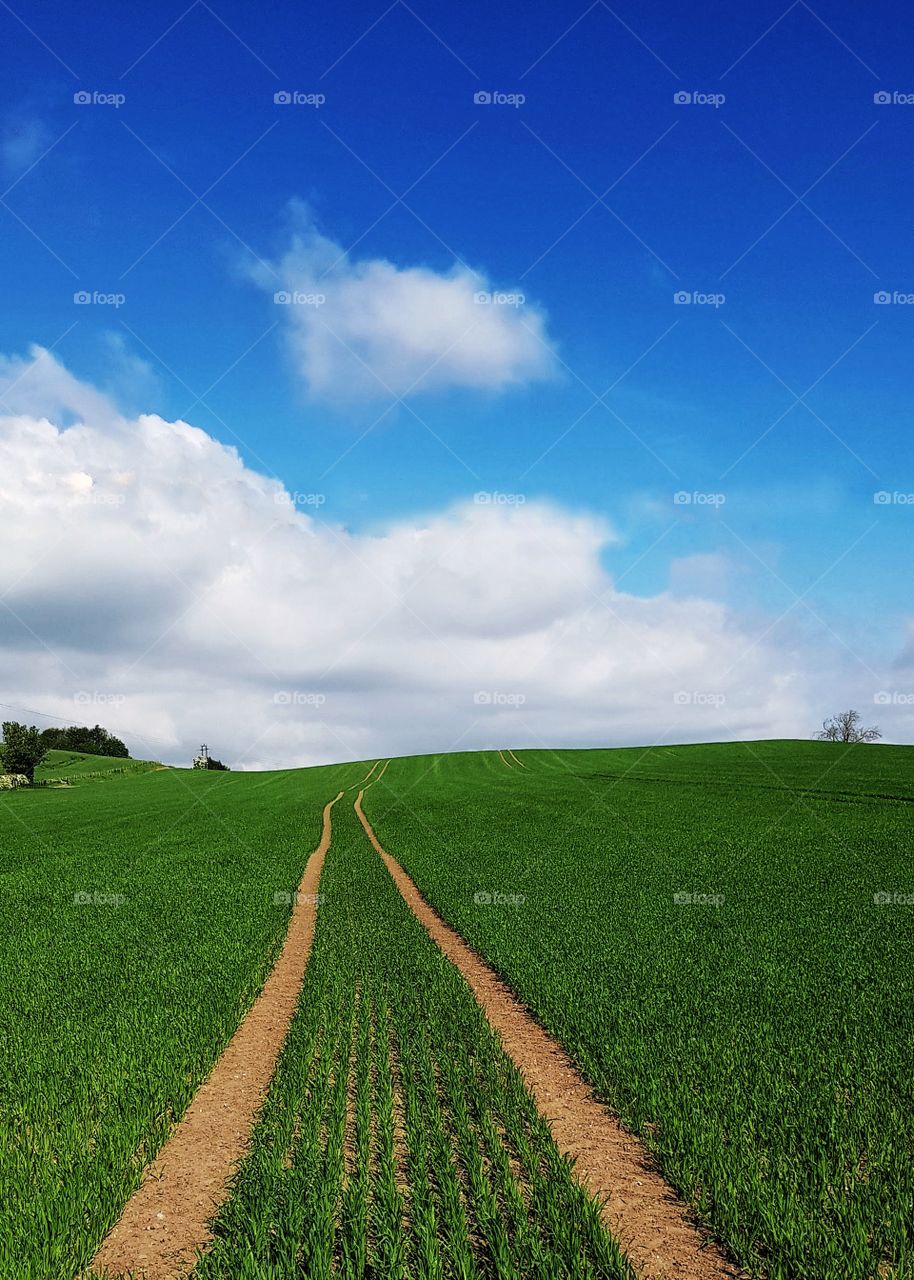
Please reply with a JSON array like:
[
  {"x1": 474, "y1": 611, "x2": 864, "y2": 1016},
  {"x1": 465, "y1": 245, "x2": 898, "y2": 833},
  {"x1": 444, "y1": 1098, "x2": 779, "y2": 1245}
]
[{"x1": 2, "y1": 0, "x2": 912, "y2": 760}]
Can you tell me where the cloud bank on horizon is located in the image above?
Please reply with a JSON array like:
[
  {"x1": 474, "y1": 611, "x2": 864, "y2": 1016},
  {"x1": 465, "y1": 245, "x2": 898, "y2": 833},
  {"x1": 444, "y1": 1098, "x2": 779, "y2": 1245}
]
[
  {"x1": 2, "y1": 345, "x2": 906, "y2": 768},
  {"x1": 250, "y1": 206, "x2": 557, "y2": 401}
]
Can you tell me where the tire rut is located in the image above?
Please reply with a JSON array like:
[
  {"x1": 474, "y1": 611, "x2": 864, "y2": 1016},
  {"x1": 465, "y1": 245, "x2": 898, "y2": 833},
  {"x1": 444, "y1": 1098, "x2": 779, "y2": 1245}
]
[
  {"x1": 90, "y1": 790, "x2": 345, "y2": 1280},
  {"x1": 352, "y1": 790, "x2": 744, "y2": 1280}
]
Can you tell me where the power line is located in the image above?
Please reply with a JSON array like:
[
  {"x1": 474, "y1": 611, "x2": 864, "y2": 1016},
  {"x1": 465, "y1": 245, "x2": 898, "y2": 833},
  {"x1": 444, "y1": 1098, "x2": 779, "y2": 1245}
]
[{"x1": 0, "y1": 699, "x2": 179, "y2": 750}]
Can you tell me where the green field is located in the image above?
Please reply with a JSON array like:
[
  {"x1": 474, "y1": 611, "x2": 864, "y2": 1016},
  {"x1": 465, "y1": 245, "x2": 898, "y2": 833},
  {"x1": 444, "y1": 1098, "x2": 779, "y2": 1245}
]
[
  {"x1": 365, "y1": 743, "x2": 914, "y2": 1279},
  {"x1": 34, "y1": 748, "x2": 164, "y2": 783},
  {"x1": 0, "y1": 760, "x2": 360, "y2": 1278},
  {"x1": 197, "y1": 797, "x2": 628, "y2": 1280},
  {"x1": 1, "y1": 740, "x2": 911, "y2": 1279}
]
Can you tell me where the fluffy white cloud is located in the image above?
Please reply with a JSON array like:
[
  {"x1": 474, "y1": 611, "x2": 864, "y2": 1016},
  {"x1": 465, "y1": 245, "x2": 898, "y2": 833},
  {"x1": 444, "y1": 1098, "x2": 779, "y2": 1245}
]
[
  {"x1": 251, "y1": 211, "x2": 557, "y2": 401},
  {"x1": 1, "y1": 348, "x2": 905, "y2": 768}
]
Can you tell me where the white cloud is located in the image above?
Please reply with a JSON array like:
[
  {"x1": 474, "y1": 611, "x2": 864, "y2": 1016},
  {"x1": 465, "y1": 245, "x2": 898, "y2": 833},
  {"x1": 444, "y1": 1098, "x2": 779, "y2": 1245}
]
[
  {"x1": 97, "y1": 332, "x2": 161, "y2": 413},
  {"x1": 1, "y1": 349, "x2": 905, "y2": 768},
  {"x1": 250, "y1": 209, "x2": 557, "y2": 401}
]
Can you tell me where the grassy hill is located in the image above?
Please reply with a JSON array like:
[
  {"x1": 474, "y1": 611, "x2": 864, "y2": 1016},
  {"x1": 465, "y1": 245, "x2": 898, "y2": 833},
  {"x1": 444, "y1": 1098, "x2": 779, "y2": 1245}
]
[
  {"x1": 1, "y1": 741, "x2": 911, "y2": 1278},
  {"x1": 365, "y1": 741, "x2": 914, "y2": 1278},
  {"x1": 34, "y1": 748, "x2": 163, "y2": 783}
]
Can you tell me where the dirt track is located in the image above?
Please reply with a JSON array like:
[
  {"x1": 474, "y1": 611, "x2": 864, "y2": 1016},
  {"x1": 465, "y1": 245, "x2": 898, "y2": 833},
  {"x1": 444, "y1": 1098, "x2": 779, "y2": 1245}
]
[
  {"x1": 90, "y1": 790, "x2": 345, "y2": 1280},
  {"x1": 353, "y1": 789, "x2": 741, "y2": 1280},
  {"x1": 90, "y1": 757, "x2": 742, "y2": 1280}
]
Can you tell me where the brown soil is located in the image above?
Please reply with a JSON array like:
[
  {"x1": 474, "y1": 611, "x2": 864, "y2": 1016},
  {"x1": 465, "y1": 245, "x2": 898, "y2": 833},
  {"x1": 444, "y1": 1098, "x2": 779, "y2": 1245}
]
[
  {"x1": 362, "y1": 758, "x2": 389, "y2": 789},
  {"x1": 353, "y1": 760, "x2": 380, "y2": 788},
  {"x1": 353, "y1": 792, "x2": 742, "y2": 1280},
  {"x1": 342, "y1": 985, "x2": 362, "y2": 1186},
  {"x1": 386, "y1": 1020, "x2": 412, "y2": 1208},
  {"x1": 90, "y1": 791, "x2": 344, "y2": 1280}
]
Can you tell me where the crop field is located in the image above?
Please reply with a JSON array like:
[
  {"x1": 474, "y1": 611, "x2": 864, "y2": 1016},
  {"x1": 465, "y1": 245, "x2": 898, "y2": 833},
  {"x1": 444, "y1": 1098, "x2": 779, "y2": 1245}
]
[
  {"x1": 196, "y1": 796, "x2": 628, "y2": 1280},
  {"x1": 0, "y1": 759, "x2": 363, "y2": 1279},
  {"x1": 364, "y1": 742, "x2": 914, "y2": 1280},
  {"x1": 34, "y1": 748, "x2": 164, "y2": 783},
  {"x1": 1, "y1": 740, "x2": 911, "y2": 1280}
]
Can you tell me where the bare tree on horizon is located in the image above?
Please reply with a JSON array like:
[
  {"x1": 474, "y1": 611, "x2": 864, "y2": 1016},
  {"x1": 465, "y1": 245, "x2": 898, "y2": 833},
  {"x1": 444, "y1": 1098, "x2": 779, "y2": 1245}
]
[{"x1": 816, "y1": 710, "x2": 882, "y2": 743}]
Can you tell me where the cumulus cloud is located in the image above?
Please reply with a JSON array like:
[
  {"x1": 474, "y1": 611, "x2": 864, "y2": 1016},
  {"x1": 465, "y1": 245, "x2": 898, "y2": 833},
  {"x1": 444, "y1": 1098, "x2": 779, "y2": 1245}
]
[
  {"x1": 97, "y1": 332, "x2": 161, "y2": 413},
  {"x1": 0, "y1": 349, "x2": 903, "y2": 768},
  {"x1": 250, "y1": 209, "x2": 557, "y2": 401}
]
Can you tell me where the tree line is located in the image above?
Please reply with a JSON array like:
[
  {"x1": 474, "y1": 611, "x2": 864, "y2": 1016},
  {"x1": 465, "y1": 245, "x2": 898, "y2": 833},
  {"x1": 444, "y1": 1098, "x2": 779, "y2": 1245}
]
[{"x1": 0, "y1": 722, "x2": 130, "y2": 783}]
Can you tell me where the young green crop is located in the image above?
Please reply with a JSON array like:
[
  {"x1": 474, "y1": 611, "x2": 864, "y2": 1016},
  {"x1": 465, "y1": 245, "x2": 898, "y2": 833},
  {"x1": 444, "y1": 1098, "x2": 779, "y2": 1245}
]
[
  {"x1": 195, "y1": 797, "x2": 631, "y2": 1279},
  {"x1": 0, "y1": 759, "x2": 364, "y2": 1279},
  {"x1": 363, "y1": 742, "x2": 914, "y2": 1280},
  {"x1": 7, "y1": 739, "x2": 912, "y2": 1279},
  {"x1": 34, "y1": 747, "x2": 162, "y2": 781}
]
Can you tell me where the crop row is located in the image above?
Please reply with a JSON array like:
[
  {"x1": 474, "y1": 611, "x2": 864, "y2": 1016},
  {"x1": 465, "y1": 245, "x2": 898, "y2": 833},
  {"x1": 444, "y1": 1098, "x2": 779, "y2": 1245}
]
[
  {"x1": 362, "y1": 744, "x2": 914, "y2": 1280},
  {"x1": 0, "y1": 760, "x2": 362, "y2": 1279},
  {"x1": 195, "y1": 796, "x2": 630, "y2": 1279}
]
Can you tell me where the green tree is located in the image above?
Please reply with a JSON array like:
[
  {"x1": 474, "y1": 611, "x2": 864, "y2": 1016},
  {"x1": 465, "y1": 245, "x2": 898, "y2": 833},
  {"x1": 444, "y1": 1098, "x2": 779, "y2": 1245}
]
[
  {"x1": 0, "y1": 722, "x2": 47, "y2": 783},
  {"x1": 38, "y1": 724, "x2": 129, "y2": 758}
]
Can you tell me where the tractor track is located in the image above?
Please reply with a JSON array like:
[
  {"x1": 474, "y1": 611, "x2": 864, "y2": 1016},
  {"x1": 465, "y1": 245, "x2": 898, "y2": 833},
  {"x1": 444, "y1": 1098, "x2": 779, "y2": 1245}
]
[{"x1": 353, "y1": 788, "x2": 742, "y2": 1280}]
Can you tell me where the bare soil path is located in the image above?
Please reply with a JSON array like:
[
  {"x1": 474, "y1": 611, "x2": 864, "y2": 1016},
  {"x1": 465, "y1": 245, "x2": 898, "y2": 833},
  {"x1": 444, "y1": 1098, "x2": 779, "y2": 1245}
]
[
  {"x1": 353, "y1": 791, "x2": 742, "y2": 1280},
  {"x1": 90, "y1": 789, "x2": 346, "y2": 1280},
  {"x1": 352, "y1": 760, "x2": 380, "y2": 788}
]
